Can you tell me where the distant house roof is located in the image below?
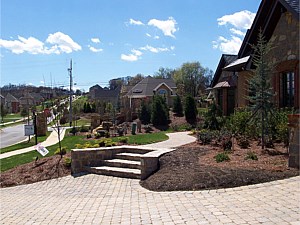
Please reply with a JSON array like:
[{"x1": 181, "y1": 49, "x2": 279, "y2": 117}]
[
  {"x1": 211, "y1": 54, "x2": 237, "y2": 88},
  {"x1": 5, "y1": 93, "x2": 19, "y2": 103},
  {"x1": 126, "y1": 76, "x2": 176, "y2": 98},
  {"x1": 93, "y1": 86, "x2": 121, "y2": 99}
]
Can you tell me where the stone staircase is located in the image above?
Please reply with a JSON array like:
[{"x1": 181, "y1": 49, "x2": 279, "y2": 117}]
[{"x1": 85, "y1": 149, "x2": 151, "y2": 179}]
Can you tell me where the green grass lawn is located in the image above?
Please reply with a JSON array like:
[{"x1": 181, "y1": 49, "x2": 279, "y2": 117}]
[
  {"x1": 0, "y1": 132, "x2": 51, "y2": 154},
  {"x1": 0, "y1": 132, "x2": 168, "y2": 172},
  {"x1": 1, "y1": 113, "x2": 22, "y2": 123}
]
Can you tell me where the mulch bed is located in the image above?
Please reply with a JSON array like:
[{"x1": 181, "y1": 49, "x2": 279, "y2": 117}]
[
  {"x1": 140, "y1": 140, "x2": 299, "y2": 191},
  {"x1": 1, "y1": 137, "x2": 299, "y2": 190}
]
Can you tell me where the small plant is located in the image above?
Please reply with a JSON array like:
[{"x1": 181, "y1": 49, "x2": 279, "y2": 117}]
[
  {"x1": 98, "y1": 139, "x2": 106, "y2": 147},
  {"x1": 245, "y1": 151, "x2": 258, "y2": 160},
  {"x1": 54, "y1": 146, "x2": 67, "y2": 155},
  {"x1": 237, "y1": 136, "x2": 250, "y2": 149},
  {"x1": 215, "y1": 152, "x2": 230, "y2": 163},
  {"x1": 80, "y1": 125, "x2": 89, "y2": 132},
  {"x1": 64, "y1": 157, "x2": 72, "y2": 167},
  {"x1": 69, "y1": 127, "x2": 78, "y2": 136},
  {"x1": 86, "y1": 134, "x2": 92, "y2": 139},
  {"x1": 198, "y1": 129, "x2": 214, "y2": 145},
  {"x1": 105, "y1": 141, "x2": 116, "y2": 147},
  {"x1": 118, "y1": 137, "x2": 129, "y2": 144},
  {"x1": 74, "y1": 144, "x2": 83, "y2": 149},
  {"x1": 222, "y1": 137, "x2": 232, "y2": 151}
]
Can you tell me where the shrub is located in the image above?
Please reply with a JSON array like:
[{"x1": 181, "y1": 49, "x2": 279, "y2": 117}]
[
  {"x1": 59, "y1": 116, "x2": 67, "y2": 125},
  {"x1": 151, "y1": 95, "x2": 169, "y2": 126},
  {"x1": 204, "y1": 103, "x2": 223, "y2": 130},
  {"x1": 86, "y1": 134, "x2": 92, "y2": 139},
  {"x1": 140, "y1": 101, "x2": 151, "y2": 124},
  {"x1": 74, "y1": 144, "x2": 83, "y2": 149},
  {"x1": 222, "y1": 137, "x2": 232, "y2": 151},
  {"x1": 184, "y1": 95, "x2": 198, "y2": 124},
  {"x1": 198, "y1": 129, "x2": 214, "y2": 144},
  {"x1": 173, "y1": 95, "x2": 184, "y2": 116},
  {"x1": 215, "y1": 152, "x2": 230, "y2": 163},
  {"x1": 54, "y1": 146, "x2": 67, "y2": 155},
  {"x1": 245, "y1": 151, "x2": 258, "y2": 160},
  {"x1": 80, "y1": 125, "x2": 89, "y2": 132},
  {"x1": 64, "y1": 157, "x2": 72, "y2": 167},
  {"x1": 105, "y1": 141, "x2": 116, "y2": 147},
  {"x1": 69, "y1": 127, "x2": 78, "y2": 136},
  {"x1": 118, "y1": 137, "x2": 129, "y2": 144},
  {"x1": 237, "y1": 136, "x2": 250, "y2": 149}
]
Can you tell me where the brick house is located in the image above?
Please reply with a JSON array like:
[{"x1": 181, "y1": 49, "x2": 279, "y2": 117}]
[
  {"x1": 211, "y1": 0, "x2": 299, "y2": 114},
  {"x1": 5, "y1": 93, "x2": 20, "y2": 113},
  {"x1": 125, "y1": 76, "x2": 177, "y2": 112}
]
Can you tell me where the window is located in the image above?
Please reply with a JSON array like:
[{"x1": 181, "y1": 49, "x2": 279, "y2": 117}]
[
  {"x1": 281, "y1": 72, "x2": 295, "y2": 107},
  {"x1": 158, "y1": 89, "x2": 167, "y2": 95}
]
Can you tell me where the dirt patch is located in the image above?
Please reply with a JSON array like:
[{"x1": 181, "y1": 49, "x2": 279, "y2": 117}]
[
  {"x1": 140, "y1": 140, "x2": 299, "y2": 191},
  {"x1": 0, "y1": 153, "x2": 71, "y2": 188}
]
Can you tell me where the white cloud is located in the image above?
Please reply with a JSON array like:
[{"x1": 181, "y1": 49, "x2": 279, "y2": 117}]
[
  {"x1": 213, "y1": 10, "x2": 255, "y2": 54},
  {"x1": 146, "y1": 33, "x2": 152, "y2": 38},
  {"x1": 129, "y1": 19, "x2": 144, "y2": 26},
  {"x1": 140, "y1": 45, "x2": 170, "y2": 53},
  {"x1": 148, "y1": 17, "x2": 178, "y2": 38},
  {"x1": 46, "y1": 32, "x2": 81, "y2": 53},
  {"x1": 89, "y1": 46, "x2": 103, "y2": 53},
  {"x1": 212, "y1": 36, "x2": 242, "y2": 54},
  {"x1": 217, "y1": 10, "x2": 255, "y2": 30},
  {"x1": 154, "y1": 35, "x2": 160, "y2": 40},
  {"x1": 230, "y1": 28, "x2": 246, "y2": 36},
  {"x1": 0, "y1": 32, "x2": 81, "y2": 55},
  {"x1": 121, "y1": 49, "x2": 143, "y2": 62},
  {"x1": 91, "y1": 38, "x2": 101, "y2": 43}
]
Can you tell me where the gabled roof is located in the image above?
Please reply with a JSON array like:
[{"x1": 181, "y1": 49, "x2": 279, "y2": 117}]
[
  {"x1": 223, "y1": 56, "x2": 251, "y2": 71},
  {"x1": 94, "y1": 86, "x2": 121, "y2": 99},
  {"x1": 211, "y1": 54, "x2": 237, "y2": 87},
  {"x1": 5, "y1": 93, "x2": 19, "y2": 102},
  {"x1": 127, "y1": 76, "x2": 176, "y2": 97},
  {"x1": 239, "y1": 0, "x2": 299, "y2": 58}
]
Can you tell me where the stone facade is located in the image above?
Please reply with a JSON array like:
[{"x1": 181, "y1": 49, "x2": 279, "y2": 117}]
[{"x1": 288, "y1": 114, "x2": 300, "y2": 169}]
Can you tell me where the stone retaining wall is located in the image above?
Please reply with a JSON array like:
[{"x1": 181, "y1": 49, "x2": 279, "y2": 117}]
[{"x1": 71, "y1": 146, "x2": 174, "y2": 180}]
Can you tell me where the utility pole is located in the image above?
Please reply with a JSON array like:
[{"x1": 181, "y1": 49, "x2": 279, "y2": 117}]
[{"x1": 68, "y1": 59, "x2": 73, "y2": 127}]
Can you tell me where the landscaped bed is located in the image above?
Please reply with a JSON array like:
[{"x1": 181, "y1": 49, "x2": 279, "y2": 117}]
[{"x1": 1, "y1": 138, "x2": 298, "y2": 189}]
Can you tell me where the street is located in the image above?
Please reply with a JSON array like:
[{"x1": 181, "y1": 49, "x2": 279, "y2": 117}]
[{"x1": 0, "y1": 123, "x2": 28, "y2": 148}]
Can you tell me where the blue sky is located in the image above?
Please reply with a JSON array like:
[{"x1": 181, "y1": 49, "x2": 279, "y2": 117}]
[{"x1": 1, "y1": 0, "x2": 260, "y2": 91}]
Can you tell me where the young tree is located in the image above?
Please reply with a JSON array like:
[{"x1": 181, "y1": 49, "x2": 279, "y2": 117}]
[
  {"x1": 0, "y1": 104, "x2": 8, "y2": 123},
  {"x1": 247, "y1": 30, "x2": 275, "y2": 149},
  {"x1": 173, "y1": 95, "x2": 183, "y2": 116},
  {"x1": 151, "y1": 95, "x2": 169, "y2": 126},
  {"x1": 184, "y1": 95, "x2": 198, "y2": 125},
  {"x1": 140, "y1": 101, "x2": 151, "y2": 124}
]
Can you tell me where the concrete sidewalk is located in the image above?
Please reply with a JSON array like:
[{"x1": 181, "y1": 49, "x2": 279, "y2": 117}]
[
  {"x1": 0, "y1": 127, "x2": 66, "y2": 159},
  {"x1": 141, "y1": 131, "x2": 196, "y2": 149}
]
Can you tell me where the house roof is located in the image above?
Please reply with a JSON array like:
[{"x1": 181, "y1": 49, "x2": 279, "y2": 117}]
[
  {"x1": 223, "y1": 56, "x2": 251, "y2": 71},
  {"x1": 94, "y1": 86, "x2": 121, "y2": 99},
  {"x1": 212, "y1": 75, "x2": 237, "y2": 89},
  {"x1": 211, "y1": 54, "x2": 237, "y2": 87},
  {"x1": 238, "y1": 0, "x2": 299, "y2": 58},
  {"x1": 5, "y1": 93, "x2": 19, "y2": 102},
  {"x1": 127, "y1": 76, "x2": 176, "y2": 97}
]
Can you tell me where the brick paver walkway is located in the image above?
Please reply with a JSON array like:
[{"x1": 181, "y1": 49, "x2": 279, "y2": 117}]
[{"x1": 1, "y1": 174, "x2": 299, "y2": 224}]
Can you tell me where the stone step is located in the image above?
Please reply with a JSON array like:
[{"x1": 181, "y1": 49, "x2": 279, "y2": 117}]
[
  {"x1": 103, "y1": 159, "x2": 141, "y2": 170},
  {"x1": 86, "y1": 166, "x2": 141, "y2": 179},
  {"x1": 114, "y1": 152, "x2": 143, "y2": 161}
]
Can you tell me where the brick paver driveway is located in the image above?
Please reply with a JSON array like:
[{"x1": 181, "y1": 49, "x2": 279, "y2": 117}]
[{"x1": 1, "y1": 174, "x2": 299, "y2": 224}]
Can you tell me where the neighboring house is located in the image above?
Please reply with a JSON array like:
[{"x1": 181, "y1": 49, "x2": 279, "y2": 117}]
[
  {"x1": 19, "y1": 93, "x2": 35, "y2": 110},
  {"x1": 211, "y1": 0, "x2": 299, "y2": 114},
  {"x1": 125, "y1": 76, "x2": 177, "y2": 112},
  {"x1": 89, "y1": 85, "x2": 121, "y2": 106},
  {"x1": 5, "y1": 93, "x2": 20, "y2": 113},
  {"x1": 30, "y1": 93, "x2": 45, "y2": 105},
  {"x1": 210, "y1": 54, "x2": 238, "y2": 115}
]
